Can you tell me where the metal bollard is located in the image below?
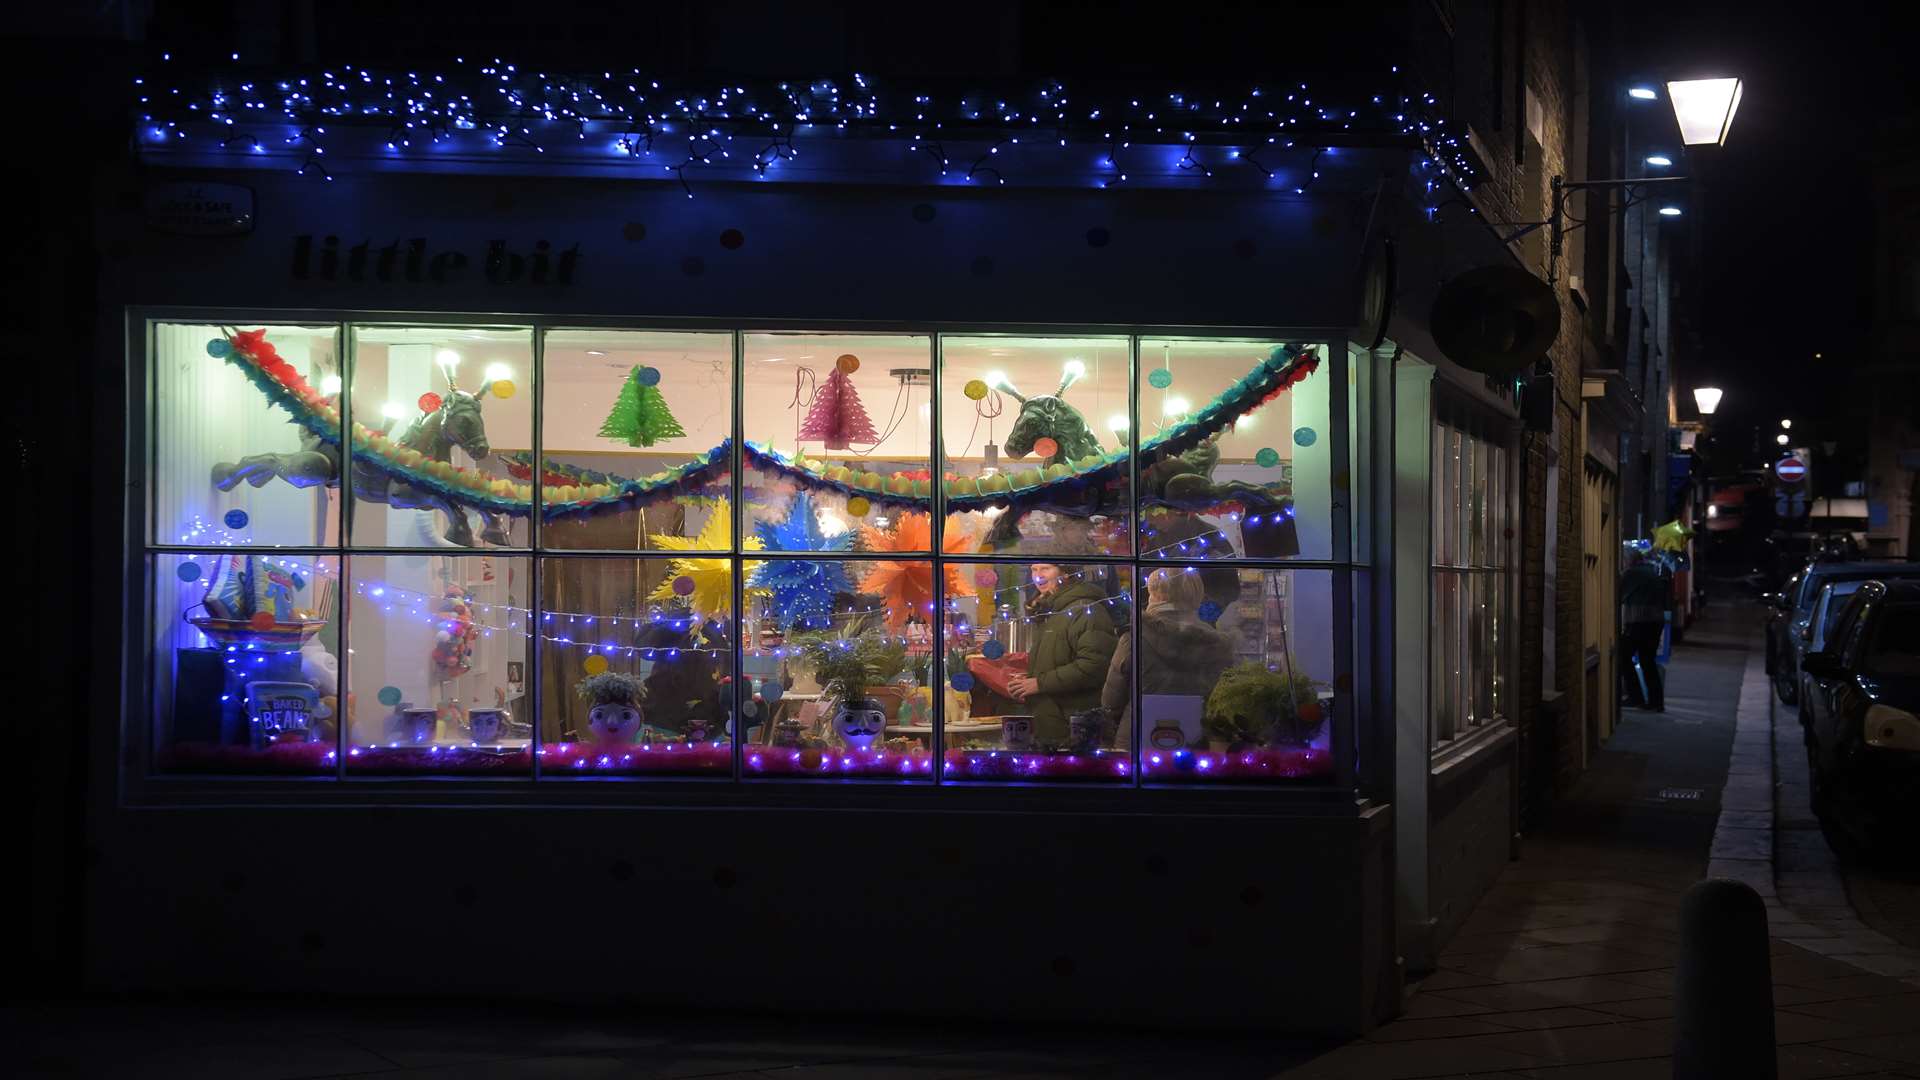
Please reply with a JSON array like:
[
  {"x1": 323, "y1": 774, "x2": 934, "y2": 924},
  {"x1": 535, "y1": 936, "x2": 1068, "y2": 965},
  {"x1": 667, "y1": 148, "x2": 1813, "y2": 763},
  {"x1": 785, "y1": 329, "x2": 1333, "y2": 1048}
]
[{"x1": 1674, "y1": 878, "x2": 1776, "y2": 1079}]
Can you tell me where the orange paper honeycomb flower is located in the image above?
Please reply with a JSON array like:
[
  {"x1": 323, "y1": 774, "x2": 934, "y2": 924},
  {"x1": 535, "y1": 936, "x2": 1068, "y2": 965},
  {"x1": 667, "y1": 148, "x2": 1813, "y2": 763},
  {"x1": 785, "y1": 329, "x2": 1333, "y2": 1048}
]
[{"x1": 856, "y1": 513, "x2": 975, "y2": 629}]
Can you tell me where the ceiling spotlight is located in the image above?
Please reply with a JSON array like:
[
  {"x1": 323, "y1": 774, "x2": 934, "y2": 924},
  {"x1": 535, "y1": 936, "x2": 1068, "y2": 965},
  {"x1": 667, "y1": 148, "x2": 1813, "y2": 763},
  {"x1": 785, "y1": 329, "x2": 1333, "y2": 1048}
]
[
  {"x1": 985, "y1": 370, "x2": 1008, "y2": 389},
  {"x1": 1163, "y1": 396, "x2": 1190, "y2": 416},
  {"x1": 1645, "y1": 155, "x2": 1674, "y2": 167},
  {"x1": 1629, "y1": 87, "x2": 1659, "y2": 101},
  {"x1": 484, "y1": 362, "x2": 513, "y2": 383},
  {"x1": 434, "y1": 348, "x2": 461, "y2": 370}
]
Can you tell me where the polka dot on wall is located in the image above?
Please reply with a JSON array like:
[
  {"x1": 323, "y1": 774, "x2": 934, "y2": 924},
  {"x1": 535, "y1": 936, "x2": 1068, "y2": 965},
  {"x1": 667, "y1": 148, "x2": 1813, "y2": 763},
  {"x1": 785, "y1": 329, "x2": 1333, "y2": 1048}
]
[
  {"x1": 176, "y1": 561, "x2": 202, "y2": 582},
  {"x1": 1085, "y1": 227, "x2": 1111, "y2": 248},
  {"x1": 719, "y1": 228, "x2": 745, "y2": 250},
  {"x1": 223, "y1": 509, "x2": 249, "y2": 530},
  {"x1": 911, "y1": 203, "x2": 937, "y2": 223},
  {"x1": 621, "y1": 222, "x2": 647, "y2": 241}
]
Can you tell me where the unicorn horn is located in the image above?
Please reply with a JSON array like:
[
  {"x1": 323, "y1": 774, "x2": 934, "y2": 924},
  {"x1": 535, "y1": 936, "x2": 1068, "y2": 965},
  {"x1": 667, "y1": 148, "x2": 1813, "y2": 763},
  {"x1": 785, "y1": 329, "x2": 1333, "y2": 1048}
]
[
  {"x1": 986, "y1": 371, "x2": 1025, "y2": 403},
  {"x1": 1056, "y1": 358, "x2": 1086, "y2": 396}
]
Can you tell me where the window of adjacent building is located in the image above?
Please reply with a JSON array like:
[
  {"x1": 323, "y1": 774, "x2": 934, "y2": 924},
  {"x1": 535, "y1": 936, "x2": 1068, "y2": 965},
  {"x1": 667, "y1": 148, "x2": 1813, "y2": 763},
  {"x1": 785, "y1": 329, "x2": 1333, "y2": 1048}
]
[
  {"x1": 145, "y1": 320, "x2": 1351, "y2": 788},
  {"x1": 1430, "y1": 406, "x2": 1511, "y2": 747}
]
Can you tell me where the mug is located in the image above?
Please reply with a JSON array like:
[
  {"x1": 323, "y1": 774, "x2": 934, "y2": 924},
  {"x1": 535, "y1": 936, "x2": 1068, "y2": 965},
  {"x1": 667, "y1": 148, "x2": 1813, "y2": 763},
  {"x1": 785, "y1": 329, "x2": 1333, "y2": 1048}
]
[
  {"x1": 397, "y1": 707, "x2": 437, "y2": 745},
  {"x1": 1001, "y1": 715, "x2": 1034, "y2": 750},
  {"x1": 468, "y1": 708, "x2": 504, "y2": 743}
]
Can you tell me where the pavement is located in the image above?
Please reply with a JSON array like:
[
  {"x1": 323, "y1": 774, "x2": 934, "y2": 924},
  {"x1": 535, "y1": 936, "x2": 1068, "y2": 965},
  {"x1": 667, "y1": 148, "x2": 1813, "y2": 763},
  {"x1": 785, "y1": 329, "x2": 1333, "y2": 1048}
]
[{"x1": 13, "y1": 598, "x2": 1920, "y2": 1078}]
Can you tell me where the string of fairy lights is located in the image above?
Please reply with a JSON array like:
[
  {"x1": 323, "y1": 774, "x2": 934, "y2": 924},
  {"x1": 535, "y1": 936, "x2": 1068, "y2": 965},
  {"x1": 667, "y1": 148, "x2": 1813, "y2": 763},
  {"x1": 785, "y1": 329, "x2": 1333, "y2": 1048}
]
[{"x1": 133, "y1": 55, "x2": 1476, "y2": 195}]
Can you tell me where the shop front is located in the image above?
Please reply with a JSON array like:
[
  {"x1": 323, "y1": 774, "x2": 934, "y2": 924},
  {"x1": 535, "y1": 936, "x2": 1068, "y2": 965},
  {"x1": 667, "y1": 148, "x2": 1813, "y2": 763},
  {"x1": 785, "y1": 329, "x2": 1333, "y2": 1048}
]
[{"x1": 87, "y1": 68, "x2": 1506, "y2": 1032}]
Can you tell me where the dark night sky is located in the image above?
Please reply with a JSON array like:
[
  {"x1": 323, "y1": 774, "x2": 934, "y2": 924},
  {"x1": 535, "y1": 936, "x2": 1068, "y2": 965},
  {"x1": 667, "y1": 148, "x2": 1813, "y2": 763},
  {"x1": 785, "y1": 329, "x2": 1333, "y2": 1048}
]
[{"x1": 1623, "y1": 0, "x2": 1920, "y2": 456}]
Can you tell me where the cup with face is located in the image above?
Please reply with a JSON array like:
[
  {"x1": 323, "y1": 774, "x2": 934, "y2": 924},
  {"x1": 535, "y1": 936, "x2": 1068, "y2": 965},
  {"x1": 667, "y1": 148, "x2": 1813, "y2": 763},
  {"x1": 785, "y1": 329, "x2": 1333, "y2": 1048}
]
[{"x1": 577, "y1": 672, "x2": 647, "y2": 745}]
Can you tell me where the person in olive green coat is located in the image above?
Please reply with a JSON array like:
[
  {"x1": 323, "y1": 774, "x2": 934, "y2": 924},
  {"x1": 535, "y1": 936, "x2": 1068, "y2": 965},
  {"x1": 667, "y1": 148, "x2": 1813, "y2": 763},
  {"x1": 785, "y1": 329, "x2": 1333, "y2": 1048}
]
[{"x1": 1005, "y1": 563, "x2": 1120, "y2": 745}]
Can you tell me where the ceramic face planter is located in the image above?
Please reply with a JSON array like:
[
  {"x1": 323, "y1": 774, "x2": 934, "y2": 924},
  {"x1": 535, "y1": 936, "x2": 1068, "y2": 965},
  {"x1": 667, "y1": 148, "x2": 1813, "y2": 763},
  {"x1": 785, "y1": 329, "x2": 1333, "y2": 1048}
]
[
  {"x1": 684, "y1": 715, "x2": 711, "y2": 744},
  {"x1": 468, "y1": 708, "x2": 504, "y2": 743},
  {"x1": 1001, "y1": 715, "x2": 1034, "y2": 750},
  {"x1": 588, "y1": 702, "x2": 643, "y2": 744},
  {"x1": 833, "y1": 699, "x2": 887, "y2": 750},
  {"x1": 391, "y1": 706, "x2": 436, "y2": 745},
  {"x1": 1067, "y1": 709, "x2": 1107, "y2": 753}
]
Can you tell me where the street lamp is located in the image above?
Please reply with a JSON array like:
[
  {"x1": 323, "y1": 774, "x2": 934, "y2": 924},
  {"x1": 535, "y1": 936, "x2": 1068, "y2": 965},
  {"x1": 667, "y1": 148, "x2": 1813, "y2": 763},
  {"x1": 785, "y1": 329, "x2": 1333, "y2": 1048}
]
[
  {"x1": 1780, "y1": 419, "x2": 1792, "y2": 430},
  {"x1": 1646, "y1": 155, "x2": 1674, "y2": 167},
  {"x1": 1693, "y1": 387, "x2": 1723, "y2": 415},
  {"x1": 1776, "y1": 433, "x2": 1791, "y2": 446},
  {"x1": 1666, "y1": 77, "x2": 1743, "y2": 146}
]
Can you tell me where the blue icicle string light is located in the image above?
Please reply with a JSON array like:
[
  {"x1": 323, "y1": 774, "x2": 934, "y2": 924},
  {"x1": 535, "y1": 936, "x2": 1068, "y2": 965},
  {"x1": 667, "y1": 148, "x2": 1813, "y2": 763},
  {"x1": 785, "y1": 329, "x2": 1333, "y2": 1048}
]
[{"x1": 132, "y1": 56, "x2": 1476, "y2": 195}]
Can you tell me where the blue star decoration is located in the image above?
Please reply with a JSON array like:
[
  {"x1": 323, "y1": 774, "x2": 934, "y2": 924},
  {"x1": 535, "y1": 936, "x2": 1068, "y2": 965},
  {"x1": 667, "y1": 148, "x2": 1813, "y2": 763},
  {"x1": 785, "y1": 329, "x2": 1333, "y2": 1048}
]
[{"x1": 749, "y1": 492, "x2": 852, "y2": 631}]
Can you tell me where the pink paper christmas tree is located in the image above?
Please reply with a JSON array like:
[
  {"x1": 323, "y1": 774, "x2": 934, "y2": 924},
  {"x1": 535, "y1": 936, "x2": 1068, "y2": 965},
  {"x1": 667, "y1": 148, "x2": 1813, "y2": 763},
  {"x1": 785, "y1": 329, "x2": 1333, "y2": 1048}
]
[{"x1": 796, "y1": 368, "x2": 879, "y2": 450}]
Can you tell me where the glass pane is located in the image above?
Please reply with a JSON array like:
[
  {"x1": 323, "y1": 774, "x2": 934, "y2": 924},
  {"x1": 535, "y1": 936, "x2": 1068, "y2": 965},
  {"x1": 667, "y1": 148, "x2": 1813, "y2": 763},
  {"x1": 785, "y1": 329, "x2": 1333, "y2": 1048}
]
[
  {"x1": 741, "y1": 557, "x2": 937, "y2": 780},
  {"x1": 1134, "y1": 566, "x2": 1337, "y2": 783},
  {"x1": 347, "y1": 326, "x2": 534, "y2": 549},
  {"x1": 152, "y1": 551, "x2": 341, "y2": 775},
  {"x1": 1431, "y1": 571, "x2": 1454, "y2": 744},
  {"x1": 940, "y1": 336, "x2": 1131, "y2": 558},
  {"x1": 345, "y1": 554, "x2": 533, "y2": 774},
  {"x1": 742, "y1": 333, "x2": 933, "y2": 552},
  {"x1": 154, "y1": 323, "x2": 342, "y2": 548},
  {"x1": 1137, "y1": 340, "x2": 1330, "y2": 562},
  {"x1": 941, "y1": 560, "x2": 1133, "y2": 783},
  {"x1": 537, "y1": 557, "x2": 733, "y2": 777},
  {"x1": 539, "y1": 330, "x2": 734, "y2": 551}
]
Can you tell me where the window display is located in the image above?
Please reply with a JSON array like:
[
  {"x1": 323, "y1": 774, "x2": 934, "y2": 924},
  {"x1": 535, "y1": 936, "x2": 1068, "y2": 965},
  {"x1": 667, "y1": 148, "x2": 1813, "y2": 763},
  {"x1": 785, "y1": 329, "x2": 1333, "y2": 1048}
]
[
  {"x1": 141, "y1": 320, "x2": 1351, "y2": 786},
  {"x1": 1135, "y1": 340, "x2": 1329, "y2": 562},
  {"x1": 539, "y1": 330, "x2": 732, "y2": 552},
  {"x1": 345, "y1": 554, "x2": 532, "y2": 774},
  {"x1": 347, "y1": 326, "x2": 534, "y2": 549}
]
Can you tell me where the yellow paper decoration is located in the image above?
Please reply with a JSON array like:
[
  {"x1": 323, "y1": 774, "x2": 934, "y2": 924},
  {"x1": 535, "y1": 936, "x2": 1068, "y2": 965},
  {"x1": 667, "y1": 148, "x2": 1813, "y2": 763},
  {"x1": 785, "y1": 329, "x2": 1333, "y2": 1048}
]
[
  {"x1": 492, "y1": 379, "x2": 516, "y2": 399},
  {"x1": 846, "y1": 496, "x2": 871, "y2": 517},
  {"x1": 646, "y1": 502, "x2": 765, "y2": 623},
  {"x1": 1652, "y1": 519, "x2": 1693, "y2": 552},
  {"x1": 582, "y1": 654, "x2": 609, "y2": 675},
  {"x1": 963, "y1": 379, "x2": 988, "y2": 401}
]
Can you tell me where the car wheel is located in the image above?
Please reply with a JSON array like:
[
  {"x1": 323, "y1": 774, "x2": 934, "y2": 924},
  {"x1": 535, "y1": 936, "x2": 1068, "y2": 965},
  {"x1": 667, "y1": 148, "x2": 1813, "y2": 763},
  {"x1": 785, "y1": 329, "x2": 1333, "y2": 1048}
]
[{"x1": 1776, "y1": 674, "x2": 1799, "y2": 706}]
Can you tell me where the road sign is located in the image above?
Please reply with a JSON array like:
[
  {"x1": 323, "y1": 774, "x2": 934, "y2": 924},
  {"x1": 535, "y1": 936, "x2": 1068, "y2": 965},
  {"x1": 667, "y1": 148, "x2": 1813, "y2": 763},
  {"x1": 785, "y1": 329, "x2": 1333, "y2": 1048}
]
[{"x1": 1775, "y1": 456, "x2": 1808, "y2": 484}]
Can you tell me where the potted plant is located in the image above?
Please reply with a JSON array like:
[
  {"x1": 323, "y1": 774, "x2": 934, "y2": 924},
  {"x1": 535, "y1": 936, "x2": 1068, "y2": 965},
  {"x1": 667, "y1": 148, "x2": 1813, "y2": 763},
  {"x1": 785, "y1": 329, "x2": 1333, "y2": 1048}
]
[
  {"x1": 1203, "y1": 663, "x2": 1326, "y2": 749},
  {"x1": 797, "y1": 634, "x2": 909, "y2": 750}
]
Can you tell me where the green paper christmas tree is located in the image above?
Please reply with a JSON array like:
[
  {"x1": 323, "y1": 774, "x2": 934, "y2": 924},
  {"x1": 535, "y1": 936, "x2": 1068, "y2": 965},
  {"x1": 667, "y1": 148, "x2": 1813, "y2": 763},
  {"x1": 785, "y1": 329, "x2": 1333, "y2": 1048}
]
[{"x1": 599, "y1": 366, "x2": 687, "y2": 447}]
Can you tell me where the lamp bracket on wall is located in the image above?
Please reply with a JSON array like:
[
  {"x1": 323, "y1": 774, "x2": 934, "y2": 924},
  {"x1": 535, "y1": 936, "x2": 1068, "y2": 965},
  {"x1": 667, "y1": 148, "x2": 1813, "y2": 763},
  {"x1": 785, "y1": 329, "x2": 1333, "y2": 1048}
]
[{"x1": 1489, "y1": 174, "x2": 1689, "y2": 285}]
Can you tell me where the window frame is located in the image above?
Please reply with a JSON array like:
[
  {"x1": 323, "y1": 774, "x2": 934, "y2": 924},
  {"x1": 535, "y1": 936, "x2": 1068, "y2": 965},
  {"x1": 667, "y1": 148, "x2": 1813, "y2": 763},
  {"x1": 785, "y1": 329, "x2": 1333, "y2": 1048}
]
[
  {"x1": 1427, "y1": 395, "x2": 1516, "y2": 751},
  {"x1": 125, "y1": 307, "x2": 1363, "y2": 806}
]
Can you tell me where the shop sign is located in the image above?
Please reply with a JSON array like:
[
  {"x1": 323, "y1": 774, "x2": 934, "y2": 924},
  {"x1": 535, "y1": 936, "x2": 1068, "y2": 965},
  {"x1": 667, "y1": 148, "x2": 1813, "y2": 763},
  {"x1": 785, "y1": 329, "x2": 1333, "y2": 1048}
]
[
  {"x1": 144, "y1": 182, "x2": 255, "y2": 236},
  {"x1": 290, "y1": 235, "x2": 579, "y2": 286},
  {"x1": 1774, "y1": 456, "x2": 1807, "y2": 484}
]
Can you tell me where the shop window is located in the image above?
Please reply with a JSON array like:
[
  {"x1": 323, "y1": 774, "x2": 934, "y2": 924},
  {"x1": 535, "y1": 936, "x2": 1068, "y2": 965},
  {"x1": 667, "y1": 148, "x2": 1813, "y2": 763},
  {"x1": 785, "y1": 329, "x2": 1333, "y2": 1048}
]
[
  {"x1": 347, "y1": 326, "x2": 534, "y2": 550},
  {"x1": 941, "y1": 560, "x2": 1134, "y2": 782},
  {"x1": 153, "y1": 323, "x2": 343, "y2": 548},
  {"x1": 1135, "y1": 340, "x2": 1330, "y2": 563},
  {"x1": 152, "y1": 551, "x2": 342, "y2": 774},
  {"x1": 1430, "y1": 410, "x2": 1510, "y2": 747},
  {"x1": 344, "y1": 554, "x2": 533, "y2": 774},
  {"x1": 740, "y1": 556, "x2": 939, "y2": 780},
  {"x1": 537, "y1": 556, "x2": 733, "y2": 777},
  {"x1": 539, "y1": 330, "x2": 733, "y2": 551},
  {"x1": 743, "y1": 333, "x2": 933, "y2": 552},
  {"x1": 140, "y1": 320, "x2": 1352, "y2": 788},
  {"x1": 940, "y1": 336, "x2": 1130, "y2": 557},
  {"x1": 1131, "y1": 565, "x2": 1338, "y2": 783}
]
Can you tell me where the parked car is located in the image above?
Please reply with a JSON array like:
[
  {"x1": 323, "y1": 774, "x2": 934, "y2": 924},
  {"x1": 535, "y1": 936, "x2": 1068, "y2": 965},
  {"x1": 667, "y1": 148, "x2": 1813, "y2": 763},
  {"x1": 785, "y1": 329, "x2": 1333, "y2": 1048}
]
[
  {"x1": 1767, "y1": 561, "x2": 1920, "y2": 705},
  {"x1": 1794, "y1": 579, "x2": 1874, "y2": 708},
  {"x1": 1801, "y1": 580, "x2": 1920, "y2": 857}
]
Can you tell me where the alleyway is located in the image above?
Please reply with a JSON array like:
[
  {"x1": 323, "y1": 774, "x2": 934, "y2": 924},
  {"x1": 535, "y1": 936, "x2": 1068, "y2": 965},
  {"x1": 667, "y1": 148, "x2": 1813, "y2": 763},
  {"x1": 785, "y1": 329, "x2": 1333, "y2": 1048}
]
[{"x1": 11, "y1": 599, "x2": 1920, "y2": 1078}]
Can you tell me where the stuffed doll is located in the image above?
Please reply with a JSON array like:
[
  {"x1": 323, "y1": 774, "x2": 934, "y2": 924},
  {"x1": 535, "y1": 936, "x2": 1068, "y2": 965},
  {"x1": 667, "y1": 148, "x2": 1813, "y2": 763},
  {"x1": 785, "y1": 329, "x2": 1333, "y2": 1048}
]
[{"x1": 577, "y1": 672, "x2": 646, "y2": 745}]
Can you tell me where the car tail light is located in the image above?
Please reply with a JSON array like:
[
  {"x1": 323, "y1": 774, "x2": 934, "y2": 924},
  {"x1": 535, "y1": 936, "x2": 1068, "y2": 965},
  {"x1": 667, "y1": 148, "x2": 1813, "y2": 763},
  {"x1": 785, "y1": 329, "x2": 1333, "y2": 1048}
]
[{"x1": 1864, "y1": 705, "x2": 1920, "y2": 751}]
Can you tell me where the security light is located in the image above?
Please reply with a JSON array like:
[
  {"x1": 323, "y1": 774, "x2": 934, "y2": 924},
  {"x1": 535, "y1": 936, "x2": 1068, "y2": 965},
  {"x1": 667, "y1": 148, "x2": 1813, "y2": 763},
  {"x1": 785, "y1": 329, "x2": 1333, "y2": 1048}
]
[
  {"x1": 1629, "y1": 87, "x2": 1659, "y2": 100},
  {"x1": 1659, "y1": 206, "x2": 1683, "y2": 217},
  {"x1": 1693, "y1": 387, "x2": 1723, "y2": 415},
  {"x1": 1666, "y1": 77, "x2": 1743, "y2": 146}
]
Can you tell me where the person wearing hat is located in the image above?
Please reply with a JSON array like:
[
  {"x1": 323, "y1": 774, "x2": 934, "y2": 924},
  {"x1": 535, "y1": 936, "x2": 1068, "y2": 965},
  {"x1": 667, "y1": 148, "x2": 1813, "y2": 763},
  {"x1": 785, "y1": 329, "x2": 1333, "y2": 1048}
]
[{"x1": 1004, "y1": 562, "x2": 1120, "y2": 746}]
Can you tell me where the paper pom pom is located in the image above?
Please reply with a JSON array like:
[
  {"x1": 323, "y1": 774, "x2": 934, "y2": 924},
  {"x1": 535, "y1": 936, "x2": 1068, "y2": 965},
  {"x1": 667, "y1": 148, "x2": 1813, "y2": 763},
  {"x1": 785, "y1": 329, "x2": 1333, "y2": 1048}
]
[
  {"x1": 740, "y1": 700, "x2": 758, "y2": 718},
  {"x1": 981, "y1": 639, "x2": 1005, "y2": 660},
  {"x1": 417, "y1": 392, "x2": 443, "y2": 413},
  {"x1": 836, "y1": 353, "x2": 860, "y2": 374},
  {"x1": 1255, "y1": 447, "x2": 1281, "y2": 467},
  {"x1": 951, "y1": 672, "x2": 976, "y2": 692},
  {"x1": 377, "y1": 685, "x2": 403, "y2": 707},
  {"x1": 583, "y1": 654, "x2": 609, "y2": 675},
  {"x1": 206, "y1": 338, "x2": 232, "y2": 358},
  {"x1": 176, "y1": 561, "x2": 202, "y2": 582},
  {"x1": 1297, "y1": 701, "x2": 1324, "y2": 725},
  {"x1": 799, "y1": 747, "x2": 824, "y2": 769},
  {"x1": 1148, "y1": 368, "x2": 1173, "y2": 389},
  {"x1": 492, "y1": 379, "x2": 516, "y2": 399},
  {"x1": 1197, "y1": 600, "x2": 1223, "y2": 624},
  {"x1": 761, "y1": 681, "x2": 783, "y2": 703},
  {"x1": 637, "y1": 366, "x2": 661, "y2": 387},
  {"x1": 846, "y1": 496, "x2": 871, "y2": 517},
  {"x1": 963, "y1": 379, "x2": 989, "y2": 401},
  {"x1": 974, "y1": 567, "x2": 998, "y2": 588},
  {"x1": 1033, "y1": 437, "x2": 1059, "y2": 460},
  {"x1": 223, "y1": 509, "x2": 249, "y2": 530},
  {"x1": 248, "y1": 611, "x2": 276, "y2": 631},
  {"x1": 672, "y1": 575, "x2": 696, "y2": 596},
  {"x1": 1293, "y1": 427, "x2": 1317, "y2": 447}
]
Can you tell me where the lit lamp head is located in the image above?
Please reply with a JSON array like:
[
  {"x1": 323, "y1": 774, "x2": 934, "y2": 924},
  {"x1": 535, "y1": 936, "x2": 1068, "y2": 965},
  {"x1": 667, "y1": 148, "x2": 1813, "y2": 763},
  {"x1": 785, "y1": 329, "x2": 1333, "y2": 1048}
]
[
  {"x1": 1692, "y1": 387, "x2": 1723, "y2": 416},
  {"x1": 1666, "y1": 77, "x2": 1743, "y2": 146},
  {"x1": 1776, "y1": 433, "x2": 1791, "y2": 446}
]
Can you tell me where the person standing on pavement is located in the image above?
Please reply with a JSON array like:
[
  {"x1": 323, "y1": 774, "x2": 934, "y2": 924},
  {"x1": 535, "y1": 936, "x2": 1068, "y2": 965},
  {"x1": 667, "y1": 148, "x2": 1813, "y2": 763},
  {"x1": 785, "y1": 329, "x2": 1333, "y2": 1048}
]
[{"x1": 1620, "y1": 547, "x2": 1671, "y2": 711}]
